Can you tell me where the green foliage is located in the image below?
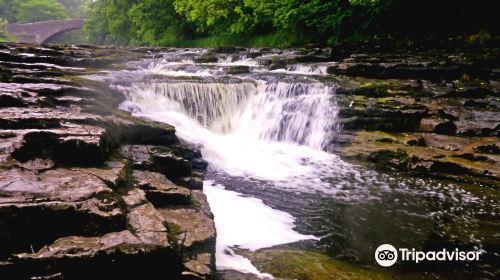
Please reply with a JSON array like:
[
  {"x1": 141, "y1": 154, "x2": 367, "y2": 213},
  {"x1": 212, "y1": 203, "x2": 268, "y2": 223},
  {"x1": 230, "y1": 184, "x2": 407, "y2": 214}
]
[
  {"x1": 128, "y1": 0, "x2": 189, "y2": 45},
  {"x1": 85, "y1": 0, "x2": 499, "y2": 47},
  {"x1": 16, "y1": 0, "x2": 69, "y2": 23},
  {"x1": 44, "y1": 28, "x2": 89, "y2": 44},
  {"x1": 85, "y1": 0, "x2": 133, "y2": 45},
  {"x1": 0, "y1": 0, "x2": 21, "y2": 22},
  {"x1": 1, "y1": 0, "x2": 87, "y2": 23},
  {"x1": 86, "y1": 0, "x2": 195, "y2": 45},
  {"x1": 173, "y1": 0, "x2": 273, "y2": 35},
  {"x1": 58, "y1": 0, "x2": 89, "y2": 18},
  {"x1": 0, "y1": 17, "x2": 9, "y2": 41},
  {"x1": 158, "y1": 31, "x2": 298, "y2": 48}
]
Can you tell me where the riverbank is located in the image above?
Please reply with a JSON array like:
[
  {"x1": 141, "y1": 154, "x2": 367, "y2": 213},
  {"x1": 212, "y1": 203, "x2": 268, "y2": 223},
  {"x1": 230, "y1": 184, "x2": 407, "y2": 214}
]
[{"x1": 0, "y1": 43, "x2": 215, "y2": 279}]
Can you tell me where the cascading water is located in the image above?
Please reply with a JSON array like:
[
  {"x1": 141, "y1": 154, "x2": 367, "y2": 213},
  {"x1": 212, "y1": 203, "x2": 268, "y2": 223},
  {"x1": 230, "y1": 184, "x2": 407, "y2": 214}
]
[
  {"x1": 100, "y1": 49, "x2": 496, "y2": 278},
  {"x1": 235, "y1": 82, "x2": 339, "y2": 150},
  {"x1": 123, "y1": 81, "x2": 256, "y2": 132}
]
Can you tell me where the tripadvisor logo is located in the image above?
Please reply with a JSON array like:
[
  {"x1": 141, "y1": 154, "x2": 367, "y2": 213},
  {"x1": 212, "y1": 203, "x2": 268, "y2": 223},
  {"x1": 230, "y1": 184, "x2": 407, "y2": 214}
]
[
  {"x1": 375, "y1": 244, "x2": 482, "y2": 267},
  {"x1": 375, "y1": 244, "x2": 398, "y2": 267}
]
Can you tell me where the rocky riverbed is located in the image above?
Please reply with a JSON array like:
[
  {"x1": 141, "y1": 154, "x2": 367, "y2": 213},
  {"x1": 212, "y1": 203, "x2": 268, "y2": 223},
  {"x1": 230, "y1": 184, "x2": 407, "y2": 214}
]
[
  {"x1": 0, "y1": 43, "x2": 214, "y2": 279},
  {"x1": 328, "y1": 47, "x2": 499, "y2": 187},
  {"x1": 0, "y1": 42, "x2": 499, "y2": 280}
]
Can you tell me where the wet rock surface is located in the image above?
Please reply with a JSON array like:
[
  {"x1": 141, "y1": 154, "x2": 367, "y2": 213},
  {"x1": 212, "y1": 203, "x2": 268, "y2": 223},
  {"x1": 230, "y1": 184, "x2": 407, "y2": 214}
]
[
  {"x1": 330, "y1": 48, "x2": 500, "y2": 186},
  {"x1": 0, "y1": 43, "x2": 214, "y2": 279}
]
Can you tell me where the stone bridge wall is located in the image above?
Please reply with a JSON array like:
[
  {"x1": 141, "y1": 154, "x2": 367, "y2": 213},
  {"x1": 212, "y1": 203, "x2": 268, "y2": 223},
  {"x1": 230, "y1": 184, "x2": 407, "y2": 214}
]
[{"x1": 7, "y1": 19, "x2": 85, "y2": 44}]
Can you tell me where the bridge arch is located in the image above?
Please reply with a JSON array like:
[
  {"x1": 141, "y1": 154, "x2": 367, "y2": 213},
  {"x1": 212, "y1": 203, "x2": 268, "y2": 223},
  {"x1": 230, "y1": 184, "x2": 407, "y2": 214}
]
[{"x1": 7, "y1": 19, "x2": 86, "y2": 44}]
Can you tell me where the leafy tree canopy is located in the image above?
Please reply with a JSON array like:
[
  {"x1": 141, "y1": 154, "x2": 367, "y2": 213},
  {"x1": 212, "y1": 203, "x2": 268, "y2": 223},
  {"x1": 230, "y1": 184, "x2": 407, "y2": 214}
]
[
  {"x1": 84, "y1": 0, "x2": 499, "y2": 47},
  {"x1": 16, "y1": 0, "x2": 69, "y2": 23}
]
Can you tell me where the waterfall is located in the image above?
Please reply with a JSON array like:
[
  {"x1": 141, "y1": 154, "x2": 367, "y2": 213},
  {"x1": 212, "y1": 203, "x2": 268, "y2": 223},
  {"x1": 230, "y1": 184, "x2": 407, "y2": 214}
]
[
  {"x1": 236, "y1": 82, "x2": 339, "y2": 150},
  {"x1": 121, "y1": 78, "x2": 339, "y2": 151},
  {"x1": 122, "y1": 81, "x2": 257, "y2": 132}
]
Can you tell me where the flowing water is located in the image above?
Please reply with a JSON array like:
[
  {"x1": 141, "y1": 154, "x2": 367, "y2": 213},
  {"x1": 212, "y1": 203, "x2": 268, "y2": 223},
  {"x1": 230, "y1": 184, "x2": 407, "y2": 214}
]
[{"x1": 96, "y1": 49, "x2": 499, "y2": 279}]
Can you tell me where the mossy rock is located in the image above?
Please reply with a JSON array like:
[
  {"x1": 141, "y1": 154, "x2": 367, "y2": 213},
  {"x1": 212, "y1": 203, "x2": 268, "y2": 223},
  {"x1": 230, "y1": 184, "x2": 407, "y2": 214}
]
[
  {"x1": 239, "y1": 248, "x2": 399, "y2": 280},
  {"x1": 112, "y1": 109, "x2": 177, "y2": 145},
  {"x1": 367, "y1": 149, "x2": 411, "y2": 170},
  {"x1": 355, "y1": 82, "x2": 394, "y2": 97}
]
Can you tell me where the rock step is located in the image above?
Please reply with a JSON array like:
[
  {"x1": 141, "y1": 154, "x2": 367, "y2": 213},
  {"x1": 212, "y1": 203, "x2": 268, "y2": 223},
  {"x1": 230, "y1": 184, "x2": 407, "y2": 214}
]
[
  {"x1": 133, "y1": 170, "x2": 191, "y2": 206},
  {"x1": 0, "y1": 43, "x2": 215, "y2": 279}
]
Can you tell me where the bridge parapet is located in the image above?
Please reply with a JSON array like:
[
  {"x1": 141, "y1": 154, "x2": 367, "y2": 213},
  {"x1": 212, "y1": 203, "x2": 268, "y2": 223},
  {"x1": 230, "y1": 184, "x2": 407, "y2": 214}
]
[{"x1": 7, "y1": 19, "x2": 86, "y2": 44}]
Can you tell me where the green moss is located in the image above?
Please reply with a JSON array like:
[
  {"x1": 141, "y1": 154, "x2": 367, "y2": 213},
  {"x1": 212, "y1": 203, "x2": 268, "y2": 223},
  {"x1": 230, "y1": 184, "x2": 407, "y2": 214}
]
[
  {"x1": 239, "y1": 248, "x2": 397, "y2": 280},
  {"x1": 355, "y1": 82, "x2": 391, "y2": 97},
  {"x1": 167, "y1": 222, "x2": 183, "y2": 237},
  {"x1": 188, "y1": 195, "x2": 198, "y2": 209},
  {"x1": 375, "y1": 97, "x2": 401, "y2": 109},
  {"x1": 113, "y1": 109, "x2": 175, "y2": 132},
  {"x1": 376, "y1": 137, "x2": 397, "y2": 143}
]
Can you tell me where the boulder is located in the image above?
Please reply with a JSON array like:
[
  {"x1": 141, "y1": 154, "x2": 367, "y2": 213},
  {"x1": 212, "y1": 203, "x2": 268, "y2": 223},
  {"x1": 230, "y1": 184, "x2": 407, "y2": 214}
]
[
  {"x1": 121, "y1": 187, "x2": 148, "y2": 209},
  {"x1": 419, "y1": 118, "x2": 457, "y2": 134},
  {"x1": 0, "y1": 92, "x2": 25, "y2": 107},
  {"x1": 474, "y1": 143, "x2": 500, "y2": 154},
  {"x1": 195, "y1": 53, "x2": 218, "y2": 63},
  {"x1": 223, "y1": 66, "x2": 250, "y2": 74}
]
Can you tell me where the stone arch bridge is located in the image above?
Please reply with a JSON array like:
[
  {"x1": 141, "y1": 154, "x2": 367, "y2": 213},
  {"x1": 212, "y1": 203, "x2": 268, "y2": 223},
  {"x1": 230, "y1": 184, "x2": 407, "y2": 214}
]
[{"x1": 7, "y1": 19, "x2": 86, "y2": 44}]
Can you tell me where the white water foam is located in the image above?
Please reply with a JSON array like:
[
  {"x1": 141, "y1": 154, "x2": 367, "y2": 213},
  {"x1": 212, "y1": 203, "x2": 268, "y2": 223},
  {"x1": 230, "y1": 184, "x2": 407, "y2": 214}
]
[
  {"x1": 118, "y1": 78, "x2": 374, "y2": 195},
  {"x1": 147, "y1": 61, "x2": 214, "y2": 77},
  {"x1": 204, "y1": 181, "x2": 317, "y2": 278}
]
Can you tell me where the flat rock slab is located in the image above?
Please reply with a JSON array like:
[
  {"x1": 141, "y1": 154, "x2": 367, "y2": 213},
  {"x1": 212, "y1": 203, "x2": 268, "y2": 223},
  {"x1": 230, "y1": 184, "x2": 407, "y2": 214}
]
[
  {"x1": 0, "y1": 123, "x2": 111, "y2": 167},
  {"x1": 120, "y1": 145, "x2": 154, "y2": 168},
  {"x1": 121, "y1": 187, "x2": 148, "y2": 209},
  {"x1": 0, "y1": 107, "x2": 103, "y2": 129},
  {"x1": 0, "y1": 168, "x2": 125, "y2": 257},
  {"x1": 12, "y1": 230, "x2": 180, "y2": 279},
  {"x1": 17, "y1": 230, "x2": 146, "y2": 259},
  {"x1": 127, "y1": 203, "x2": 170, "y2": 247},
  {"x1": 133, "y1": 170, "x2": 191, "y2": 206},
  {"x1": 109, "y1": 111, "x2": 177, "y2": 145},
  {"x1": 73, "y1": 161, "x2": 129, "y2": 189},
  {"x1": 184, "y1": 252, "x2": 213, "y2": 279},
  {"x1": 119, "y1": 145, "x2": 196, "y2": 184},
  {"x1": 160, "y1": 207, "x2": 215, "y2": 252}
]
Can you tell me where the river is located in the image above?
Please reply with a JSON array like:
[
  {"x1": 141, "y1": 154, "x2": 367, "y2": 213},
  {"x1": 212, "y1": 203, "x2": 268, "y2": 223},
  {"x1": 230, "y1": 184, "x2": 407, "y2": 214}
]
[{"x1": 95, "y1": 48, "x2": 498, "y2": 279}]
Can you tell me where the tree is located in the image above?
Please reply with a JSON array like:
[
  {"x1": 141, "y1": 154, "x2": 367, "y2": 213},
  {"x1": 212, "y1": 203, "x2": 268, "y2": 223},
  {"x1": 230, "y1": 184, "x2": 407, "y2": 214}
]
[
  {"x1": 85, "y1": 0, "x2": 499, "y2": 47},
  {"x1": 0, "y1": 0, "x2": 21, "y2": 22},
  {"x1": 85, "y1": 0, "x2": 135, "y2": 45},
  {"x1": 85, "y1": 0, "x2": 193, "y2": 45},
  {"x1": 57, "y1": 0, "x2": 90, "y2": 18},
  {"x1": 16, "y1": 0, "x2": 68, "y2": 23},
  {"x1": 172, "y1": 0, "x2": 274, "y2": 35},
  {"x1": 0, "y1": 17, "x2": 9, "y2": 41}
]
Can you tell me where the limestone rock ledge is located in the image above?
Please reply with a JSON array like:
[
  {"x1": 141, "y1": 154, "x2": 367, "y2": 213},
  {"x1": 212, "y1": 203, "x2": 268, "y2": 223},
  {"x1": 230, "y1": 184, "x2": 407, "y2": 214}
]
[
  {"x1": 328, "y1": 48, "x2": 500, "y2": 186},
  {"x1": 0, "y1": 43, "x2": 215, "y2": 279}
]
